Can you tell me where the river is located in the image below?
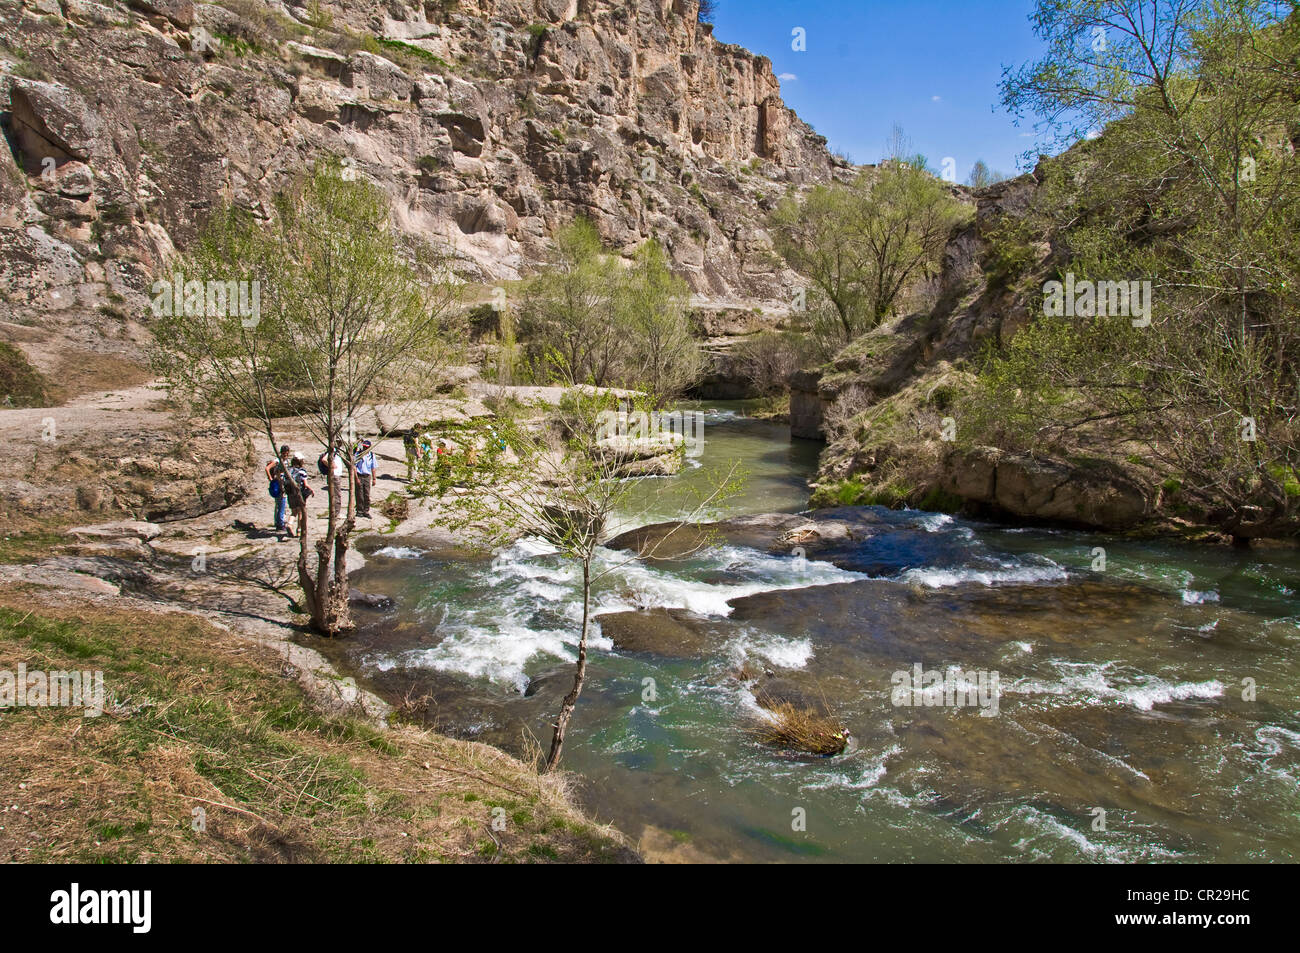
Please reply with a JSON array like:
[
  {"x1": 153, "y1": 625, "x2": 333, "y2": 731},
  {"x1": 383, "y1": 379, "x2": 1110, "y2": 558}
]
[{"x1": 327, "y1": 401, "x2": 1300, "y2": 862}]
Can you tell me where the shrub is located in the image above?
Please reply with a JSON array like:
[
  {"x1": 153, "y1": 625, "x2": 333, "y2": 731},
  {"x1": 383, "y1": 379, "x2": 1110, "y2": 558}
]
[
  {"x1": 0, "y1": 341, "x2": 52, "y2": 408},
  {"x1": 754, "y1": 703, "x2": 848, "y2": 756}
]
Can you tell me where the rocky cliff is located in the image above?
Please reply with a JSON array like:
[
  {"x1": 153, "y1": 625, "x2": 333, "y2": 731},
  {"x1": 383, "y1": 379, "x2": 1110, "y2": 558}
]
[
  {"x1": 798, "y1": 166, "x2": 1297, "y2": 539},
  {"x1": 1, "y1": 0, "x2": 843, "y2": 391},
  {"x1": 796, "y1": 167, "x2": 1165, "y2": 532}
]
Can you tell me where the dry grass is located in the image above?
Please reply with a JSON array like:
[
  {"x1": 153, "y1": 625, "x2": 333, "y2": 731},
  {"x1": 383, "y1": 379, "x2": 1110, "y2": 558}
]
[
  {"x1": 753, "y1": 702, "x2": 849, "y2": 757},
  {"x1": 0, "y1": 595, "x2": 633, "y2": 863},
  {"x1": 46, "y1": 352, "x2": 152, "y2": 404}
]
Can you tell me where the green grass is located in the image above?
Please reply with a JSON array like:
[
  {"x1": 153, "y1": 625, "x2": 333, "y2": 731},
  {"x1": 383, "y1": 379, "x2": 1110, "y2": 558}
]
[
  {"x1": 812, "y1": 478, "x2": 913, "y2": 509},
  {"x1": 0, "y1": 530, "x2": 68, "y2": 565},
  {"x1": 363, "y1": 35, "x2": 452, "y2": 72},
  {"x1": 0, "y1": 598, "x2": 632, "y2": 863}
]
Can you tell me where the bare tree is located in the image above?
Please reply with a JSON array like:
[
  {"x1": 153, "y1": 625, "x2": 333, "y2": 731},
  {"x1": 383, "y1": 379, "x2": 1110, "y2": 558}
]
[{"x1": 437, "y1": 388, "x2": 739, "y2": 770}]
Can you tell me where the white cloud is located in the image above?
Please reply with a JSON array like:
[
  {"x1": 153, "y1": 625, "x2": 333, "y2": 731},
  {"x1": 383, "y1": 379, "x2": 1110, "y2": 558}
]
[
  {"x1": 778, "y1": 72, "x2": 798, "y2": 81},
  {"x1": 931, "y1": 95, "x2": 942, "y2": 102}
]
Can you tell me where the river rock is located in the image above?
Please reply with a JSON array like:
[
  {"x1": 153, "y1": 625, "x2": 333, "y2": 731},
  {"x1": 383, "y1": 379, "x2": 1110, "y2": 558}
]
[
  {"x1": 753, "y1": 676, "x2": 830, "y2": 717},
  {"x1": 597, "y1": 607, "x2": 714, "y2": 657},
  {"x1": 592, "y1": 434, "x2": 684, "y2": 477},
  {"x1": 349, "y1": 590, "x2": 394, "y2": 610},
  {"x1": 606, "y1": 513, "x2": 807, "y2": 560}
]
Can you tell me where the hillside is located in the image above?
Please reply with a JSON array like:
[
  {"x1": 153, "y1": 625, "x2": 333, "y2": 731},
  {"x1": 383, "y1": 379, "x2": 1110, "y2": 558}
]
[
  {"x1": 1, "y1": 0, "x2": 843, "y2": 397},
  {"x1": 797, "y1": 156, "x2": 1299, "y2": 540}
]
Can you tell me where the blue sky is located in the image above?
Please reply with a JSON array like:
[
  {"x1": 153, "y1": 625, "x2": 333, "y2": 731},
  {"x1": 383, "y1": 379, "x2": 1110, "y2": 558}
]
[{"x1": 708, "y1": 0, "x2": 1048, "y2": 178}]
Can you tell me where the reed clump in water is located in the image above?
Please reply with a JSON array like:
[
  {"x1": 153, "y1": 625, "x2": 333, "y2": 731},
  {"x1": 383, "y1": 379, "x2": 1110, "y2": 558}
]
[{"x1": 755, "y1": 703, "x2": 849, "y2": 757}]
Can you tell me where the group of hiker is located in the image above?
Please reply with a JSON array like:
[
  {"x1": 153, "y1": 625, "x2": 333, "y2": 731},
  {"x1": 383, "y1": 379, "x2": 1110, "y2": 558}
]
[
  {"x1": 265, "y1": 438, "x2": 377, "y2": 540},
  {"x1": 404, "y1": 426, "x2": 507, "y2": 496},
  {"x1": 267, "y1": 426, "x2": 511, "y2": 539}
]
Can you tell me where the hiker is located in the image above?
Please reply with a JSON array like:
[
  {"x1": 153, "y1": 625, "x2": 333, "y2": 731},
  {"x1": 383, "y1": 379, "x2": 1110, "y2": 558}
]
[
  {"x1": 286, "y1": 452, "x2": 314, "y2": 538},
  {"x1": 266, "y1": 444, "x2": 291, "y2": 534},
  {"x1": 435, "y1": 439, "x2": 451, "y2": 497},
  {"x1": 484, "y1": 427, "x2": 506, "y2": 484},
  {"x1": 417, "y1": 431, "x2": 434, "y2": 471},
  {"x1": 318, "y1": 442, "x2": 346, "y2": 483},
  {"x1": 403, "y1": 431, "x2": 419, "y2": 481},
  {"x1": 354, "y1": 438, "x2": 377, "y2": 517}
]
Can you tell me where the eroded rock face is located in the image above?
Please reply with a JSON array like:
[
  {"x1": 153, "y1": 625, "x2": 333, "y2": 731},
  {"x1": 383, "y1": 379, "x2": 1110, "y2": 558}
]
[
  {"x1": 933, "y1": 447, "x2": 1153, "y2": 530},
  {"x1": 801, "y1": 171, "x2": 1200, "y2": 535},
  {"x1": 0, "y1": 414, "x2": 254, "y2": 528},
  {"x1": 1, "y1": 0, "x2": 845, "y2": 389}
]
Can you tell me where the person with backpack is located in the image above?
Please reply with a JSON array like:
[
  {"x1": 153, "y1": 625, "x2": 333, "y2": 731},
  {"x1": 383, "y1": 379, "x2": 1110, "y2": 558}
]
[
  {"x1": 266, "y1": 445, "x2": 291, "y2": 535},
  {"x1": 354, "y1": 439, "x2": 377, "y2": 518},
  {"x1": 286, "y1": 453, "x2": 314, "y2": 538},
  {"x1": 403, "y1": 431, "x2": 418, "y2": 481},
  {"x1": 318, "y1": 443, "x2": 345, "y2": 483}
]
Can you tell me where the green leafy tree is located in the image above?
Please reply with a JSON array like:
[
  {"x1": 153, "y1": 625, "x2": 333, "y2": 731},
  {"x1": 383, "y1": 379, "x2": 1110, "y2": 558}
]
[
  {"x1": 771, "y1": 163, "x2": 971, "y2": 356},
  {"x1": 151, "y1": 161, "x2": 459, "y2": 634},
  {"x1": 517, "y1": 220, "x2": 704, "y2": 399},
  {"x1": 982, "y1": 0, "x2": 1300, "y2": 536},
  {"x1": 518, "y1": 219, "x2": 622, "y2": 387},
  {"x1": 616, "y1": 240, "x2": 703, "y2": 402}
]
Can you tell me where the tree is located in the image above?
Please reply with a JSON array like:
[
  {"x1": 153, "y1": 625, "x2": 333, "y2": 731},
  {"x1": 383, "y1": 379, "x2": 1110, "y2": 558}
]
[
  {"x1": 771, "y1": 163, "x2": 971, "y2": 356},
  {"x1": 733, "y1": 329, "x2": 816, "y2": 396},
  {"x1": 966, "y1": 159, "x2": 1011, "y2": 189},
  {"x1": 436, "y1": 388, "x2": 739, "y2": 771},
  {"x1": 698, "y1": 0, "x2": 718, "y2": 24},
  {"x1": 517, "y1": 220, "x2": 704, "y2": 400},
  {"x1": 616, "y1": 240, "x2": 703, "y2": 402},
  {"x1": 884, "y1": 122, "x2": 929, "y2": 170},
  {"x1": 151, "y1": 161, "x2": 459, "y2": 634},
  {"x1": 983, "y1": 0, "x2": 1300, "y2": 536},
  {"x1": 518, "y1": 219, "x2": 621, "y2": 387}
]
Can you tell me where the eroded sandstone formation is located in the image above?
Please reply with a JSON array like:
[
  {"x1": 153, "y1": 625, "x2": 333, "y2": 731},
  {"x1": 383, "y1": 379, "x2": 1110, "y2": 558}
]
[{"x1": 1, "y1": 0, "x2": 845, "y2": 386}]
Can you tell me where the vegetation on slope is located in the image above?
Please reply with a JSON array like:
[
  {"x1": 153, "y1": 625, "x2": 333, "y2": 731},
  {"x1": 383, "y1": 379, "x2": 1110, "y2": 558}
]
[{"x1": 0, "y1": 594, "x2": 631, "y2": 863}]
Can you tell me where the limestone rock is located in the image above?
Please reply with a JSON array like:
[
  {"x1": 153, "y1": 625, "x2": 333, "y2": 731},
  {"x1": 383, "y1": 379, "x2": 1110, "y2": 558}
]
[{"x1": 65, "y1": 519, "x2": 162, "y2": 541}]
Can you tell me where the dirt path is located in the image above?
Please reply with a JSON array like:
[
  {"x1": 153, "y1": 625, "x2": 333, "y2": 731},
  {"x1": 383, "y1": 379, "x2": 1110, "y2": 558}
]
[{"x1": 0, "y1": 380, "x2": 172, "y2": 444}]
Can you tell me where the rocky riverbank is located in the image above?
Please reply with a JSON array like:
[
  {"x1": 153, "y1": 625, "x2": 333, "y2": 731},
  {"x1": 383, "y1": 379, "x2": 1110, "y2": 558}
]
[
  {"x1": 792, "y1": 173, "x2": 1299, "y2": 542},
  {"x1": 0, "y1": 376, "x2": 667, "y2": 862}
]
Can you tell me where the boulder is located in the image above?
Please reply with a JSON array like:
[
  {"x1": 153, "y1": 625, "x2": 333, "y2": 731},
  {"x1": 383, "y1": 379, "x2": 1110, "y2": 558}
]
[
  {"x1": 125, "y1": 0, "x2": 195, "y2": 29},
  {"x1": 597, "y1": 608, "x2": 711, "y2": 657}
]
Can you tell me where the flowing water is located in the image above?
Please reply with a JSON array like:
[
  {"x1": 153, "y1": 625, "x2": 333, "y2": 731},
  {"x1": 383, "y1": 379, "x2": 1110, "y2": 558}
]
[{"x1": 330, "y1": 402, "x2": 1300, "y2": 863}]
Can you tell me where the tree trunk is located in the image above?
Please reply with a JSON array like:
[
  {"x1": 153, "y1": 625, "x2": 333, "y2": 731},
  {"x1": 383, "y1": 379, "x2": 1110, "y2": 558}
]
[
  {"x1": 298, "y1": 446, "x2": 354, "y2": 638},
  {"x1": 544, "y1": 560, "x2": 591, "y2": 772}
]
